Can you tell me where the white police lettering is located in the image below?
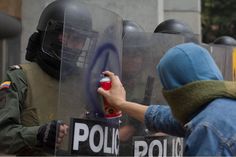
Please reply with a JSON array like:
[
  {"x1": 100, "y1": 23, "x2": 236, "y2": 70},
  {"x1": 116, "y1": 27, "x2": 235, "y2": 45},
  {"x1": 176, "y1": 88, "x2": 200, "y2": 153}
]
[
  {"x1": 73, "y1": 123, "x2": 89, "y2": 150},
  {"x1": 148, "y1": 140, "x2": 165, "y2": 157},
  {"x1": 104, "y1": 126, "x2": 111, "y2": 153},
  {"x1": 72, "y1": 120, "x2": 119, "y2": 156},
  {"x1": 114, "y1": 127, "x2": 119, "y2": 155},
  {"x1": 134, "y1": 141, "x2": 148, "y2": 156},
  {"x1": 89, "y1": 124, "x2": 103, "y2": 152},
  {"x1": 133, "y1": 136, "x2": 183, "y2": 157}
]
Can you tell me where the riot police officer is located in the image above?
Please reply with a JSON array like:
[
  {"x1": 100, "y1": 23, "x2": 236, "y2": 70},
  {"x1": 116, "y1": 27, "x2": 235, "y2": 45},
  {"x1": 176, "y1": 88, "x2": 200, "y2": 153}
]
[
  {"x1": 213, "y1": 36, "x2": 236, "y2": 46},
  {"x1": 154, "y1": 19, "x2": 199, "y2": 43},
  {"x1": 0, "y1": 0, "x2": 95, "y2": 155},
  {"x1": 122, "y1": 19, "x2": 147, "y2": 97}
]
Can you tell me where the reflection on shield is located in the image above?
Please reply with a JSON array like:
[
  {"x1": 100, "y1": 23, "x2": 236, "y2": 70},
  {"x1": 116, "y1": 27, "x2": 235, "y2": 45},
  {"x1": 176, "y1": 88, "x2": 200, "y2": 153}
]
[
  {"x1": 122, "y1": 32, "x2": 185, "y2": 105},
  {"x1": 56, "y1": 1, "x2": 122, "y2": 156},
  {"x1": 206, "y1": 43, "x2": 234, "y2": 81}
]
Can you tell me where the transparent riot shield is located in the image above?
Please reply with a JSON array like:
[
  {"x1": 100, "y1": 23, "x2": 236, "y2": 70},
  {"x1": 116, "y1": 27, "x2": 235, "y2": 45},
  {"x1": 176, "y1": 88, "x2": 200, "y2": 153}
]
[
  {"x1": 56, "y1": 1, "x2": 122, "y2": 156},
  {"x1": 120, "y1": 32, "x2": 184, "y2": 156},
  {"x1": 122, "y1": 32, "x2": 184, "y2": 105},
  {"x1": 208, "y1": 44, "x2": 234, "y2": 81}
]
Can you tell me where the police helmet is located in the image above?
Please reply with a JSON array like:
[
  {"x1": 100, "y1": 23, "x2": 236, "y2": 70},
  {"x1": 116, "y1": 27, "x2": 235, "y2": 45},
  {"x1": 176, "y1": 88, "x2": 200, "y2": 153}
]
[
  {"x1": 27, "y1": 0, "x2": 97, "y2": 79},
  {"x1": 154, "y1": 19, "x2": 198, "y2": 43},
  {"x1": 122, "y1": 20, "x2": 144, "y2": 38},
  {"x1": 213, "y1": 36, "x2": 236, "y2": 46},
  {"x1": 154, "y1": 19, "x2": 193, "y2": 34},
  {"x1": 122, "y1": 20, "x2": 146, "y2": 47}
]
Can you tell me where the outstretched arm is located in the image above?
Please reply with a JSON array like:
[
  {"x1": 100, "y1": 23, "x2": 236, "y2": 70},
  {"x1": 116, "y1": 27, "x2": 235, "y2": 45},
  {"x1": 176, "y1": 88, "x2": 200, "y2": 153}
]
[{"x1": 97, "y1": 71, "x2": 185, "y2": 137}]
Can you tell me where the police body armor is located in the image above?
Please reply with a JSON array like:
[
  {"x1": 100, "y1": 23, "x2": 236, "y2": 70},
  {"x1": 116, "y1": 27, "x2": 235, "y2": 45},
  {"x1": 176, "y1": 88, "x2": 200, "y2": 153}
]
[{"x1": 21, "y1": 63, "x2": 58, "y2": 126}]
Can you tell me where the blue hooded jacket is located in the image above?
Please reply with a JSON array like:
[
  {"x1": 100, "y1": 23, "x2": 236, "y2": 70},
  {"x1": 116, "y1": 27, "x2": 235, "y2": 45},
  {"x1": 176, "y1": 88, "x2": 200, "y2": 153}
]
[{"x1": 144, "y1": 43, "x2": 236, "y2": 156}]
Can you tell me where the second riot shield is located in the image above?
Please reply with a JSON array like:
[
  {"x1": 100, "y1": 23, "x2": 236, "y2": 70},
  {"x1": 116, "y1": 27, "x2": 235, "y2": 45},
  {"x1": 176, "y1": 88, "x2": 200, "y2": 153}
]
[{"x1": 119, "y1": 32, "x2": 184, "y2": 156}]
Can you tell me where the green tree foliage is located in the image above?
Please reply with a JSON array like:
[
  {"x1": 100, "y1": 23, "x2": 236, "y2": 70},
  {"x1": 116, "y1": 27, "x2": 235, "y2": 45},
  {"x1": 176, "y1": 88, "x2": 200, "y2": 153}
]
[{"x1": 202, "y1": 0, "x2": 236, "y2": 43}]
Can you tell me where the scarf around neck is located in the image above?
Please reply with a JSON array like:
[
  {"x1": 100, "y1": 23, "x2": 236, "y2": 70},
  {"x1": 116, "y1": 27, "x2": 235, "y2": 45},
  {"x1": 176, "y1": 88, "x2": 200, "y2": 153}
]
[{"x1": 162, "y1": 80, "x2": 236, "y2": 124}]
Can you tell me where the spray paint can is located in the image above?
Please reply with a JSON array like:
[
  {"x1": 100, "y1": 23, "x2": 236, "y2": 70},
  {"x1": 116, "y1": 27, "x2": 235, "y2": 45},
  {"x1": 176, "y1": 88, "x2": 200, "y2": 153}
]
[{"x1": 100, "y1": 76, "x2": 122, "y2": 119}]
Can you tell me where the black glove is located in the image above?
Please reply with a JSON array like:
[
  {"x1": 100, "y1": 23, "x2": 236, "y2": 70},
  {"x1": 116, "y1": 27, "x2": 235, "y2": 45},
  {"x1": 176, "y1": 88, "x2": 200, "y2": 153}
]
[{"x1": 37, "y1": 120, "x2": 61, "y2": 149}]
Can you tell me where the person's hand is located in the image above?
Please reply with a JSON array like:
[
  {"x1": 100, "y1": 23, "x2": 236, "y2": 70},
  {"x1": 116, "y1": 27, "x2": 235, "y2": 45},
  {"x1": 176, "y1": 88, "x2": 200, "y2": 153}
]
[
  {"x1": 56, "y1": 122, "x2": 69, "y2": 147},
  {"x1": 97, "y1": 71, "x2": 126, "y2": 109},
  {"x1": 37, "y1": 120, "x2": 69, "y2": 149}
]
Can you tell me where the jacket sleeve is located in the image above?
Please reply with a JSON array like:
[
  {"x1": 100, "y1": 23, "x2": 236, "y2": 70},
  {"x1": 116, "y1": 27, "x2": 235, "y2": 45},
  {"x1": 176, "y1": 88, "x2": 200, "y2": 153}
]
[
  {"x1": 0, "y1": 68, "x2": 40, "y2": 154},
  {"x1": 144, "y1": 104, "x2": 185, "y2": 137}
]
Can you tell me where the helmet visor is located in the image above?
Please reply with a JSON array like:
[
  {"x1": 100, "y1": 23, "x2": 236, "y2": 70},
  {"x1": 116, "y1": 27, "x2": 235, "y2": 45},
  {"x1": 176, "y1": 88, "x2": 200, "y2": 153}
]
[{"x1": 42, "y1": 20, "x2": 98, "y2": 68}]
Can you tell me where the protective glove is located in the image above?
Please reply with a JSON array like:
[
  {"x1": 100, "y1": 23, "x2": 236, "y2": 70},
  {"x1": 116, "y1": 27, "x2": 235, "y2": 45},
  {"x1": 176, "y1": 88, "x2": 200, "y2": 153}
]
[{"x1": 37, "y1": 120, "x2": 62, "y2": 148}]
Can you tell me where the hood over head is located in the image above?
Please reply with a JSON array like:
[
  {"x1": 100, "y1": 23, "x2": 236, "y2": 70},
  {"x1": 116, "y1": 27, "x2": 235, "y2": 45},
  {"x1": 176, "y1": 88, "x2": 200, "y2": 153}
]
[{"x1": 157, "y1": 43, "x2": 223, "y2": 90}]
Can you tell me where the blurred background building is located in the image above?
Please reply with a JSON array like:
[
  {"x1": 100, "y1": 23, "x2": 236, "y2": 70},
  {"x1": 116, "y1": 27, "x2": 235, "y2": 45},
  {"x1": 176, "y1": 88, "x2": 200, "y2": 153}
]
[
  {"x1": 0, "y1": 0, "x2": 21, "y2": 81},
  {"x1": 0, "y1": 0, "x2": 201, "y2": 81},
  {"x1": 4, "y1": 0, "x2": 236, "y2": 81}
]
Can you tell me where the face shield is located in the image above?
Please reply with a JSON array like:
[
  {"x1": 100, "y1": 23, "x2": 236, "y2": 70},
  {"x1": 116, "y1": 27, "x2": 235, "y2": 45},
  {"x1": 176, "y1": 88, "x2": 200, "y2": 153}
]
[{"x1": 41, "y1": 20, "x2": 98, "y2": 69}]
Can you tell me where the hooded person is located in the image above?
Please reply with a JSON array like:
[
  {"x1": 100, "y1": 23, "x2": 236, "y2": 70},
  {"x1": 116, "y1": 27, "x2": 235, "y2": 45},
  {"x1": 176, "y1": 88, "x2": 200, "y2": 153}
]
[{"x1": 97, "y1": 42, "x2": 236, "y2": 156}]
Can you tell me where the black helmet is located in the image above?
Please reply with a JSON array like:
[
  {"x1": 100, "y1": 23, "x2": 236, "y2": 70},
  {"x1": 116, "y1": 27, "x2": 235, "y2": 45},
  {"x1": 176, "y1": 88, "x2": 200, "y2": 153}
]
[
  {"x1": 213, "y1": 36, "x2": 236, "y2": 46},
  {"x1": 154, "y1": 19, "x2": 198, "y2": 43},
  {"x1": 122, "y1": 20, "x2": 144, "y2": 38},
  {"x1": 122, "y1": 20, "x2": 146, "y2": 47},
  {"x1": 26, "y1": 0, "x2": 97, "y2": 79},
  {"x1": 154, "y1": 19, "x2": 193, "y2": 34},
  {"x1": 37, "y1": 0, "x2": 92, "y2": 32}
]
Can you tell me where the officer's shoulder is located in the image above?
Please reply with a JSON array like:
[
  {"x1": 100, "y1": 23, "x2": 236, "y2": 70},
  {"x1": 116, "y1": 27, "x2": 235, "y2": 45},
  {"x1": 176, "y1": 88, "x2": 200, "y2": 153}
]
[
  {"x1": 6, "y1": 64, "x2": 27, "y2": 83},
  {"x1": 8, "y1": 65, "x2": 22, "y2": 71}
]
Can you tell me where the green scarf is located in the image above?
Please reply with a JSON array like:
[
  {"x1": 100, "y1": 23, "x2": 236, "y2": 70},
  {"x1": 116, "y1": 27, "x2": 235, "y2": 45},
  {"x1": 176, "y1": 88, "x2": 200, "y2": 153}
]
[{"x1": 162, "y1": 80, "x2": 236, "y2": 124}]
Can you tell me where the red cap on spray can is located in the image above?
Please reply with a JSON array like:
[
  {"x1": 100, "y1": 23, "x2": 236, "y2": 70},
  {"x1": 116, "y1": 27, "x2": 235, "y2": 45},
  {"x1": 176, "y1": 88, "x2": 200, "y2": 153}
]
[{"x1": 100, "y1": 76, "x2": 122, "y2": 119}]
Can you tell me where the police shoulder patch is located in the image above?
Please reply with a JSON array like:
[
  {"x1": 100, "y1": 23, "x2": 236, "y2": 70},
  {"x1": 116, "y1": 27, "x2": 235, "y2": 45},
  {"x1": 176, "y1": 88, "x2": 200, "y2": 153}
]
[
  {"x1": 9, "y1": 65, "x2": 22, "y2": 71},
  {"x1": 0, "y1": 81, "x2": 11, "y2": 90}
]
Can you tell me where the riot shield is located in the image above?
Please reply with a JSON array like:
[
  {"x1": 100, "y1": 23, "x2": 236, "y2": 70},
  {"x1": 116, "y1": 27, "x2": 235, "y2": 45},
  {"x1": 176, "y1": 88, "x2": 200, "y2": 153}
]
[
  {"x1": 56, "y1": 1, "x2": 122, "y2": 156},
  {"x1": 208, "y1": 44, "x2": 234, "y2": 81},
  {"x1": 120, "y1": 32, "x2": 184, "y2": 156}
]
